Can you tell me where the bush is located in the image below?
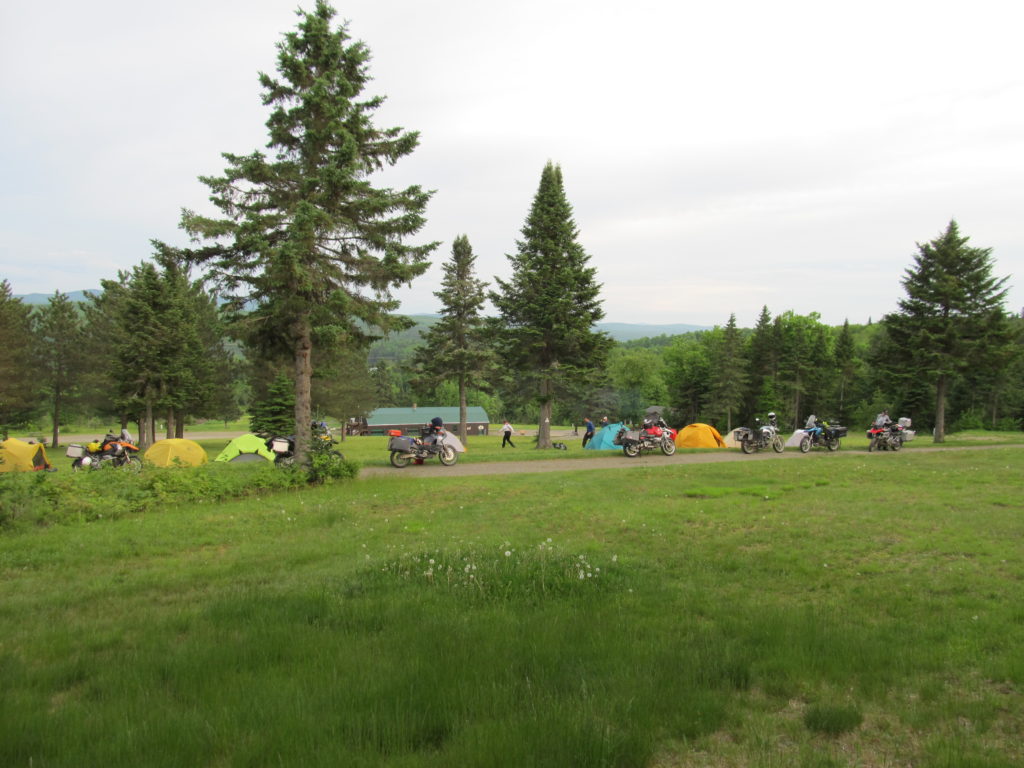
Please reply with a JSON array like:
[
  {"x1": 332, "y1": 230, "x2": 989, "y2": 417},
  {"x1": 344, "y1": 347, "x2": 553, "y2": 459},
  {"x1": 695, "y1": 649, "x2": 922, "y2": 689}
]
[{"x1": 0, "y1": 459, "x2": 360, "y2": 531}]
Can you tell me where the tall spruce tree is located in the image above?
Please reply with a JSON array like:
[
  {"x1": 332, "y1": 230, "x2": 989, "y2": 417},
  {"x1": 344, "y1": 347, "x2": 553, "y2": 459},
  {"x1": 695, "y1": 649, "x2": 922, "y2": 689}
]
[
  {"x1": 33, "y1": 292, "x2": 85, "y2": 447},
  {"x1": 833, "y1": 319, "x2": 856, "y2": 423},
  {"x1": 411, "y1": 235, "x2": 493, "y2": 444},
  {"x1": 884, "y1": 220, "x2": 1012, "y2": 442},
  {"x1": 706, "y1": 314, "x2": 748, "y2": 432},
  {"x1": 0, "y1": 281, "x2": 35, "y2": 439},
  {"x1": 182, "y1": 1, "x2": 435, "y2": 466},
  {"x1": 490, "y1": 162, "x2": 611, "y2": 449}
]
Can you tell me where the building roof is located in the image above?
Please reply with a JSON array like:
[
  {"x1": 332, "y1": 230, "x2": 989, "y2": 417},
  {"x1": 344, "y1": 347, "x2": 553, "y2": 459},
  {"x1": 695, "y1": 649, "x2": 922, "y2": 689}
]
[{"x1": 367, "y1": 407, "x2": 490, "y2": 425}]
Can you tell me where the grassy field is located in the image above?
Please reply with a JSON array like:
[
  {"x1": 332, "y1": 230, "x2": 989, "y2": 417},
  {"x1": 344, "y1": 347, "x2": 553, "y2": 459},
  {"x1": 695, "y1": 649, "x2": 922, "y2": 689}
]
[{"x1": 1, "y1": 444, "x2": 1022, "y2": 766}]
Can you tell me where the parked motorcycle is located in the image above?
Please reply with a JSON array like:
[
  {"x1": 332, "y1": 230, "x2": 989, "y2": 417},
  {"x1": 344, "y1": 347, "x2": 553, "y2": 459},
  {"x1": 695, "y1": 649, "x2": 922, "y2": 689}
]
[
  {"x1": 867, "y1": 422, "x2": 905, "y2": 452},
  {"x1": 734, "y1": 416, "x2": 784, "y2": 454},
  {"x1": 387, "y1": 427, "x2": 458, "y2": 468},
  {"x1": 267, "y1": 422, "x2": 342, "y2": 466},
  {"x1": 614, "y1": 418, "x2": 677, "y2": 458},
  {"x1": 799, "y1": 420, "x2": 846, "y2": 453},
  {"x1": 67, "y1": 434, "x2": 141, "y2": 471}
]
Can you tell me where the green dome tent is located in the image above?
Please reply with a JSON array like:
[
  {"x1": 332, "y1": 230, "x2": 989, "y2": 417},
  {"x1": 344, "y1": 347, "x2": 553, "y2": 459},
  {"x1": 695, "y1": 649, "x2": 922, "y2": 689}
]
[
  {"x1": 215, "y1": 434, "x2": 275, "y2": 463},
  {"x1": 585, "y1": 422, "x2": 625, "y2": 450}
]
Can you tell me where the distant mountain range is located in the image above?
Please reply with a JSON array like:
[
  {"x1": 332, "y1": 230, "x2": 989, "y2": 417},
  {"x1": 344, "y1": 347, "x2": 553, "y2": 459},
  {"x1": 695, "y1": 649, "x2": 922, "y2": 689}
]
[{"x1": 14, "y1": 292, "x2": 710, "y2": 342}]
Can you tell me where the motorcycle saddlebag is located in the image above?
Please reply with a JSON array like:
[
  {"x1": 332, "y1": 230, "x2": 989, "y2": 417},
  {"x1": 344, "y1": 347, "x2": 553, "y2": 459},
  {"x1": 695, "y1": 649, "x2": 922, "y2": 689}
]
[
  {"x1": 270, "y1": 438, "x2": 291, "y2": 454},
  {"x1": 388, "y1": 435, "x2": 416, "y2": 452},
  {"x1": 621, "y1": 430, "x2": 641, "y2": 444},
  {"x1": 825, "y1": 425, "x2": 848, "y2": 438},
  {"x1": 66, "y1": 443, "x2": 85, "y2": 458}
]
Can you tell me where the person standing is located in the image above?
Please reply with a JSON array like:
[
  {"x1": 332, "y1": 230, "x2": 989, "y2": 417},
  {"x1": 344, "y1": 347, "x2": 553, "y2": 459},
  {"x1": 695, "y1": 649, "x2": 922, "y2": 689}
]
[
  {"x1": 581, "y1": 417, "x2": 595, "y2": 448},
  {"x1": 501, "y1": 420, "x2": 515, "y2": 448}
]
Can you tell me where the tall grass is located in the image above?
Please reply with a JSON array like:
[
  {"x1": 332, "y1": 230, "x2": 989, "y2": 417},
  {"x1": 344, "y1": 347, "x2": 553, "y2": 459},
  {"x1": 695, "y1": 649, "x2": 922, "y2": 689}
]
[{"x1": 1, "y1": 447, "x2": 1022, "y2": 766}]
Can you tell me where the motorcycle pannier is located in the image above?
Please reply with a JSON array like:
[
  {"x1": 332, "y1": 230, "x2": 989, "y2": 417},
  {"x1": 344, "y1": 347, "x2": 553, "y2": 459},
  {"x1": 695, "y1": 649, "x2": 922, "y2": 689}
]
[
  {"x1": 66, "y1": 443, "x2": 85, "y2": 458},
  {"x1": 388, "y1": 435, "x2": 416, "y2": 452},
  {"x1": 270, "y1": 438, "x2": 291, "y2": 454},
  {"x1": 825, "y1": 425, "x2": 848, "y2": 438}
]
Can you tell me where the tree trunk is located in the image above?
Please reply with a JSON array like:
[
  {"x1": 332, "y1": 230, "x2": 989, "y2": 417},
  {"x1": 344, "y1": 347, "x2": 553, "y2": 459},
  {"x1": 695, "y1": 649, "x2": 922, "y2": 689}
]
[
  {"x1": 292, "y1": 314, "x2": 313, "y2": 466},
  {"x1": 51, "y1": 388, "x2": 62, "y2": 448},
  {"x1": 175, "y1": 417, "x2": 185, "y2": 439},
  {"x1": 166, "y1": 406, "x2": 175, "y2": 440},
  {"x1": 933, "y1": 373, "x2": 947, "y2": 443},
  {"x1": 141, "y1": 399, "x2": 154, "y2": 450},
  {"x1": 537, "y1": 376, "x2": 552, "y2": 449},
  {"x1": 458, "y1": 375, "x2": 468, "y2": 446}
]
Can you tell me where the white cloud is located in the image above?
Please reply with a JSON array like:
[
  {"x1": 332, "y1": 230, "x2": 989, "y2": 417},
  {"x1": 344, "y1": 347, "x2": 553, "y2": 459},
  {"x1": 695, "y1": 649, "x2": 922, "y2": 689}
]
[{"x1": 2, "y1": 0, "x2": 1022, "y2": 324}]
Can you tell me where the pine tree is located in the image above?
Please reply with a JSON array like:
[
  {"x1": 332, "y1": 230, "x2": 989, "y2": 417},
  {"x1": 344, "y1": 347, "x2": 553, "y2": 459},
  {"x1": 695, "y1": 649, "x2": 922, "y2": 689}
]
[
  {"x1": 249, "y1": 372, "x2": 296, "y2": 437},
  {"x1": 33, "y1": 292, "x2": 85, "y2": 447},
  {"x1": 706, "y1": 314, "x2": 748, "y2": 433},
  {"x1": 411, "y1": 235, "x2": 493, "y2": 444},
  {"x1": 0, "y1": 281, "x2": 35, "y2": 439},
  {"x1": 884, "y1": 221, "x2": 1012, "y2": 442},
  {"x1": 490, "y1": 162, "x2": 611, "y2": 448},
  {"x1": 833, "y1": 320, "x2": 856, "y2": 423},
  {"x1": 182, "y1": 1, "x2": 435, "y2": 466}
]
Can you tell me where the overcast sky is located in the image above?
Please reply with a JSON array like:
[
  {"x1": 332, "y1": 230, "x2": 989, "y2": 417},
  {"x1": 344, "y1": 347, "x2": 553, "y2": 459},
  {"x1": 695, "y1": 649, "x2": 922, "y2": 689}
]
[{"x1": 2, "y1": 0, "x2": 1022, "y2": 328}]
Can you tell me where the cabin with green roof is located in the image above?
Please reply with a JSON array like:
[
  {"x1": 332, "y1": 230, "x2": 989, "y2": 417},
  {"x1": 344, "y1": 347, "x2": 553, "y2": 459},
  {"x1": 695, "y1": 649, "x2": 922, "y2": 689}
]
[{"x1": 353, "y1": 407, "x2": 491, "y2": 436}]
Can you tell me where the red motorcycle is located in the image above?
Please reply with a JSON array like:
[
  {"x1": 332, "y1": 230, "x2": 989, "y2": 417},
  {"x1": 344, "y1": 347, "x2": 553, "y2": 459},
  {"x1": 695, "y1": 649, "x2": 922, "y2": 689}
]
[
  {"x1": 615, "y1": 417, "x2": 677, "y2": 458},
  {"x1": 867, "y1": 422, "x2": 905, "y2": 452}
]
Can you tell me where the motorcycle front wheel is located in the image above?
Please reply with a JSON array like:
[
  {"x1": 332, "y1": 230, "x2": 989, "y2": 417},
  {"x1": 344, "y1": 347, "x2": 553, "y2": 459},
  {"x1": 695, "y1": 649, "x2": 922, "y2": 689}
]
[
  {"x1": 438, "y1": 446, "x2": 458, "y2": 466},
  {"x1": 623, "y1": 443, "x2": 641, "y2": 458},
  {"x1": 390, "y1": 451, "x2": 411, "y2": 468},
  {"x1": 660, "y1": 437, "x2": 676, "y2": 456},
  {"x1": 868, "y1": 439, "x2": 876, "y2": 452},
  {"x1": 799, "y1": 436, "x2": 811, "y2": 453},
  {"x1": 772, "y1": 436, "x2": 784, "y2": 453},
  {"x1": 122, "y1": 454, "x2": 142, "y2": 472}
]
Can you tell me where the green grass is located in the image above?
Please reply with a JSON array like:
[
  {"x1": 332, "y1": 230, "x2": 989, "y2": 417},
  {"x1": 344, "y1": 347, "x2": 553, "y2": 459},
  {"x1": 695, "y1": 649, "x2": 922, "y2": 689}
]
[{"x1": 1, "y1": 447, "x2": 1022, "y2": 766}]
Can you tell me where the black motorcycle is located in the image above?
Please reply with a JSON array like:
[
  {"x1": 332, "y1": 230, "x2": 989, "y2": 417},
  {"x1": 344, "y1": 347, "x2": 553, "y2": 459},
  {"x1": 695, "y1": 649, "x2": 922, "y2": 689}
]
[
  {"x1": 266, "y1": 422, "x2": 343, "y2": 466},
  {"x1": 734, "y1": 418, "x2": 784, "y2": 454}
]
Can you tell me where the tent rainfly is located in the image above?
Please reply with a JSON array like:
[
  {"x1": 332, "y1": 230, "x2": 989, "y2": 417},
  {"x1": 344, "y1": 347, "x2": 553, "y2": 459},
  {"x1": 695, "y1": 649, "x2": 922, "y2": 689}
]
[
  {"x1": 145, "y1": 438, "x2": 209, "y2": 467},
  {"x1": 0, "y1": 438, "x2": 54, "y2": 472}
]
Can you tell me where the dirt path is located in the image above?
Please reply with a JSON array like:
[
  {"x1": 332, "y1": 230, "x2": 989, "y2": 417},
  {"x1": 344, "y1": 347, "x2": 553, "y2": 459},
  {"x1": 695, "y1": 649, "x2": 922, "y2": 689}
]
[{"x1": 358, "y1": 442, "x2": 1023, "y2": 479}]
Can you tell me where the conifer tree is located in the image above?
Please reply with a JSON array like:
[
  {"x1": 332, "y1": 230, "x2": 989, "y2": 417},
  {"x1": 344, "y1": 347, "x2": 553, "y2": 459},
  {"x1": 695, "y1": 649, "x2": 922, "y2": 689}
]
[
  {"x1": 33, "y1": 292, "x2": 85, "y2": 447},
  {"x1": 490, "y1": 162, "x2": 611, "y2": 448},
  {"x1": 833, "y1": 320, "x2": 856, "y2": 423},
  {"x1": 182, "y1": 1, "x2": 435, "y2": 465},
  {"x1": 706, "y1": 314, "x2": 748, "y2": 432},
  {"x1": 0, "y1": 281, "x2": 35, "y2": 439},
  {"x1": 411, "y1": 235, "x2": 493, "y2": 444},
  {"x1": 884, "y1": 221, "x2": 1012, "y2": 442}
]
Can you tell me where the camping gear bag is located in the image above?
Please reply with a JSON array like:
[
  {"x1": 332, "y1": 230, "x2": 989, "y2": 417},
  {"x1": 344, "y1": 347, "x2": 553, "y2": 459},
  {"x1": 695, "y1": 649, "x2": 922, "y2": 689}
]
[
  {"x1": 270, "y1": 438, "x2": 291, "y2": 454},
  {"x1": 824, "y1": 425, "x2": 848, "y2": 439},
  {"x1": 388, "y1": 435, "x2": 416, "y2": 452},
  {"x1": 65, "y1": 444, "x2": 85, "y2": 458}
]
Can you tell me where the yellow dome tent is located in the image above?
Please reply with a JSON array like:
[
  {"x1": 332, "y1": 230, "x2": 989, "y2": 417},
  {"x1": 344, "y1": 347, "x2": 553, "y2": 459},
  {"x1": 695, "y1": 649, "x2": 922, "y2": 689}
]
[
  {"x1": 0, "y1": 438, "x2": 54, "y2": 472},
  {"x1": 674, "y1": 423, "x2": 726, "y2": 449},
  {"x1": 144, "y1": 438, "x2": 209, "y2": 467}
]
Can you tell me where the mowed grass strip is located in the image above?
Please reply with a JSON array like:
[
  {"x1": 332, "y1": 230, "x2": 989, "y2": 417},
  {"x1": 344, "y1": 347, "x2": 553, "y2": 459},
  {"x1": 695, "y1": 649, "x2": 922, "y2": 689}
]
[{"x1": 1, "y1": 448, "x2": 1021, "y2": 767}]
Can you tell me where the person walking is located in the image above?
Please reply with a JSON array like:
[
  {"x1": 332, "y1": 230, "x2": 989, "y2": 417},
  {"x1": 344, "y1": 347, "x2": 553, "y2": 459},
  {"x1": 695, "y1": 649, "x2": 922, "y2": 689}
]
[
  {"x1": 501, "y1": 420, "x2": 515, "y2": 448},
  {"x1": 581, "y1": 417, "x2": 595, "y2": 448}
]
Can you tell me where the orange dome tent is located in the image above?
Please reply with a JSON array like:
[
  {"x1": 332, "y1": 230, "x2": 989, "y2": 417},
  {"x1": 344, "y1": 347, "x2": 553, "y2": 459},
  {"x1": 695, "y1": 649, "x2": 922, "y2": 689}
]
[{"x1": 674, "y1": 423, "x2": 726, "y2": 449}]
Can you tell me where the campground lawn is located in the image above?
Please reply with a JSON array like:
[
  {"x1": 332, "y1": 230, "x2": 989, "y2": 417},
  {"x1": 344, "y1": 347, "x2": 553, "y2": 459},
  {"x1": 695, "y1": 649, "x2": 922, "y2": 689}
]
[{"x1": 1, "y1": 445, "x2": 1022, "y2": 766}]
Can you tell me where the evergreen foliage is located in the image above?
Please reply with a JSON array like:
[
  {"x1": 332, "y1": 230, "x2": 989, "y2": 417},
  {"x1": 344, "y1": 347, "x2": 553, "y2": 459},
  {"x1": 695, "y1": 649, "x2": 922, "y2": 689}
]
[
  {"x1": 411, "y1": 235, "x2": 494, "y2": 443},
  {"x1": 883, "y1": 221, "x2": 1013, "y2": 442},
  {"x1": 249, "y1": 372, "x2": 297, "y2": 437},
  {"x1": 490, "y1": 163, "x2": 612, "y2": 447},
  {"x1": 0, "y1": 281, "x2": 35, "y2": 438},
  {"x1": 182, "y1": 1, "x2": 436, "y2": 465},
  {"x1": 32, "y1": 292, "x2": 86, "y2": 447}
]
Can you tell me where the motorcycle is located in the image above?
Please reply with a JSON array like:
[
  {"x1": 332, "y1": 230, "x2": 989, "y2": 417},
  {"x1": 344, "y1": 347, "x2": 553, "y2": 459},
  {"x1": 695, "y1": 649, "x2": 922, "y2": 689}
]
[
  {"x1": 67, "y1": 433, "x2": 141, "y2": 471},
  {"x1": 799, "y1": 421, "x2": 846, "y2": 453},
  {"x1": 867, "y1": 422, "x2": 905, "y2": 452},
  {"x1": 267, "y1": 422, "x2": 343, "y2": 466},
  {"x1": 734, "y1": 418, "x2": 784, "y2": 454},
  {"x1": 614, "y1": 418, "x2": 677, "y2": 458},
  {"x1": 387, "y1": 427, "x2": 458, "y2": 468}
]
